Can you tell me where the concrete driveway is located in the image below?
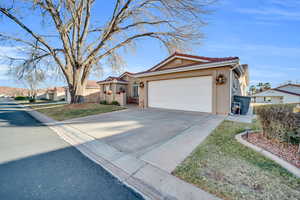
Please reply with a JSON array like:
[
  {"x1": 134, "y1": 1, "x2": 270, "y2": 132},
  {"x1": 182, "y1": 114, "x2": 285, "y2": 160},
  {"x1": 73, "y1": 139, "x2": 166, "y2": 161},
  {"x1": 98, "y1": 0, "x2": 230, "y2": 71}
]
[{"x1": 64, "y1": 107, "x2": 224, "y2": 172}]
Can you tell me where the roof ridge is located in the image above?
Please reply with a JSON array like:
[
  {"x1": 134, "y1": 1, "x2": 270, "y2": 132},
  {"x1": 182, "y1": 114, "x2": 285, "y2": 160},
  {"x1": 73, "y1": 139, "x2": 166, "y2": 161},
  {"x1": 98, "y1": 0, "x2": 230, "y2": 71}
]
[
  {"x1": 174, "y1": 52, "x2": 239, "y2": 61},
  {"x1": 147, "y1": 52, "x2": 239, "y2": 72}
]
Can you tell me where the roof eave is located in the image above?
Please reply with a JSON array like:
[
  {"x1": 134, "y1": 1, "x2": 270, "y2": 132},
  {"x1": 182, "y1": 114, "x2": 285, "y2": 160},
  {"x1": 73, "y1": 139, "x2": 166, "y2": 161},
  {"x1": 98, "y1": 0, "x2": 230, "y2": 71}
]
[
  {"x1": 97, "y1": 81, "x2": 128, "y2": 85},
  {"x1": 134, "y1": 59, "x2": 240, "y2": 78}
]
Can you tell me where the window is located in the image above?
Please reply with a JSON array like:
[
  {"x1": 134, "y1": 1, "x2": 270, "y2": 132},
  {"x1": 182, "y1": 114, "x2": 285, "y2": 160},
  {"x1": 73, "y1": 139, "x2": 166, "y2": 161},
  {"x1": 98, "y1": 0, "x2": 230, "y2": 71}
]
[
  {"x1": 264, "y1": 97, "x2": 272, "y2": 102},
  {"x1": 132, "y1": 85, "x2": 139, "y2": 97}
]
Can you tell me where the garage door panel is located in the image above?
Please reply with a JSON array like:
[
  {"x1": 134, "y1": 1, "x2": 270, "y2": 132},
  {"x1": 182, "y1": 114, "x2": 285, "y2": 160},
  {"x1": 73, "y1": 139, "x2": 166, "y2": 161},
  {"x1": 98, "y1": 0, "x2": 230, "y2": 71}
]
[{"x1": 148, "y1": 76, "x2": 212, "y2": 112}]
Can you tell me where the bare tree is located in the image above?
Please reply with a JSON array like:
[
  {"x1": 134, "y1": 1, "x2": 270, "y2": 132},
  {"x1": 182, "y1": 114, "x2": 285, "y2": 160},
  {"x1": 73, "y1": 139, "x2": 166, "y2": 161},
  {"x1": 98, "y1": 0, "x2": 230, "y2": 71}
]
[
  {"x1": 0, "y1": 0, "x2": 212, "y2": 103},
  {"x1": 24, "y1": 69, "x2": 45, "y2": 99}
]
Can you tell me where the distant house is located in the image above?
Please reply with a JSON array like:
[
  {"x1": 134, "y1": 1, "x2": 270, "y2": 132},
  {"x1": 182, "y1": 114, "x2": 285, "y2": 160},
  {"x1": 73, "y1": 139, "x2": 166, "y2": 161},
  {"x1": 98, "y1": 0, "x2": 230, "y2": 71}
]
[
  {"x1": 47, "y1": 87, "x2": 66, "y2": 101},
  {"x1": 66, "y1": 80, "x2": 101, "y2": 103},
  {"x1": 97, "y1": 72, "x2": 139, "y2": 105},
  {"x1": 252, "y1": 84, "x2": 300, "y2": 104},
  {"x1": 36, "y1": 87, "x2": 66, "y2": 101}
]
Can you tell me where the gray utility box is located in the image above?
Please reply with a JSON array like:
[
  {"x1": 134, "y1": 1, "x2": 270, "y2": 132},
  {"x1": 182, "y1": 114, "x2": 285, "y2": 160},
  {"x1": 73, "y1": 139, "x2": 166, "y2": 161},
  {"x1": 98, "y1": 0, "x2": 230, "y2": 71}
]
[{"x1": 232, "y1": 95, "x2": 251, "y2": 115}]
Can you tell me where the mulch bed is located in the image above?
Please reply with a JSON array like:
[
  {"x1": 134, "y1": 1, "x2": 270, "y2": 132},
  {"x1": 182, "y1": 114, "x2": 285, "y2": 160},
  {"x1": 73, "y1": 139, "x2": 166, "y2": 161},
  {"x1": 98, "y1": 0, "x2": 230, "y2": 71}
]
[{"x1": 243, "y1": 132, "x2": 300, "y2": 168}]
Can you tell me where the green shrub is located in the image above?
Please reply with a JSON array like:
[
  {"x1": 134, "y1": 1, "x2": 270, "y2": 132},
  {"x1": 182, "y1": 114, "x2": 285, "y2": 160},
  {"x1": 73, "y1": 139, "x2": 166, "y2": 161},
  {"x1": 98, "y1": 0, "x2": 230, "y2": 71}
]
[
  {"x1": 14, "y1": 96, "x2": 28, "y2": 100},
  {"x1": 111, "y1": 101, "x2": 120, "y2": 106},
  {"x1": 100, "y1": 100, "x2": 108, "y2": 105},
  {"x1": 256, "y1": 104, "x2": 300, "y2": 143},
  {"x1": 29, "y1": 98, "x2": 36, "y2": 103},
  {"x1": 253, "y1": 103, "x2": 298, "y2": 114}
]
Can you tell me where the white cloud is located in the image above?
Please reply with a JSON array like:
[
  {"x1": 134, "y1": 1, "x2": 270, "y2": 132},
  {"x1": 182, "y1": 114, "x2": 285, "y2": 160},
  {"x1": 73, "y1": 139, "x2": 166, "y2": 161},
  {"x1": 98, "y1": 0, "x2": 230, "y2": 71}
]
[
  {"x1": 269, "y1": 0, "x2": 300, "y2": 7},
  {"x1": 0, "y1": 46, "x2": 26, "y2": 59},
  {"x1": 236, "y1": 0, "x2": 300, "y2": 21},
  {"x1": 0, "y1": 64, "x2": 10, "y2": 80}
]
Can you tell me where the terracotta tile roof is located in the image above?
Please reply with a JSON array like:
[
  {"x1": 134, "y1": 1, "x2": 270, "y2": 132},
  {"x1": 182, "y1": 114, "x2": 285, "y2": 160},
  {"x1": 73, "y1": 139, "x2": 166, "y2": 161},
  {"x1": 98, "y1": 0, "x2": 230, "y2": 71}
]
[
  {"x1": 119, "y1": 71, "x2": 135, "y2": 78},
  {"x1": 146, "y1": 52, "x2": 239, "y2": 72},
  {"x1": 96, "y1": 76, "x2": 129, "y2": 84},
  {"x1": 173, "y1": 52, "x2": 239, "y2": 62},
  {"x1": 86, "y1": 80, "x2": 100, "y2": 88},
  {"x1": 97, "y1": 53, "x2": 239, "y2": 80},
  {"x1": 134, "y1": 60, "x2": 238, "y2": 76}
]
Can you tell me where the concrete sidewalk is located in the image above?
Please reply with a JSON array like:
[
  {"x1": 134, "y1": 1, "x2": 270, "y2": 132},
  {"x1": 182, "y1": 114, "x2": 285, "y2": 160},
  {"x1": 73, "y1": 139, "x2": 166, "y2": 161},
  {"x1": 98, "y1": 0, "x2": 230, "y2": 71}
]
[{"x1": 25, "y1": 107, "x2": 223, "y2": 200}]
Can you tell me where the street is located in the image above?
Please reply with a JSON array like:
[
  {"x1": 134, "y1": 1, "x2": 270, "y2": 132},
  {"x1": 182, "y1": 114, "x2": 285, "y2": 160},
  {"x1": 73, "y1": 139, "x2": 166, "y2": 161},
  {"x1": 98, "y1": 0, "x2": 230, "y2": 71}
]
[{"x1": 0, "y1": 98, "x2": 144, "y2": 200}]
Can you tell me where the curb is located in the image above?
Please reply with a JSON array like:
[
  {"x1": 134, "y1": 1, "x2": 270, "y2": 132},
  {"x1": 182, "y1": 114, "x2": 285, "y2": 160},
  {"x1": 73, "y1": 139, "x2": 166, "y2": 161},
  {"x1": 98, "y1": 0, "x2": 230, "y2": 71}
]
[
  {"x1": 235, "y1": 131, "x2": 300, "y2": 178},
  {"x1": 21, "y1": 106, "x2": 168, "y2": 200}
]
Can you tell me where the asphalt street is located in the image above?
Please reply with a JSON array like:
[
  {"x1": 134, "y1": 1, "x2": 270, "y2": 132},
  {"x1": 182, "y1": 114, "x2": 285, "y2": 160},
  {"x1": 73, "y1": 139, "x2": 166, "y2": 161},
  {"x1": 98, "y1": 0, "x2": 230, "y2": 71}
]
[{"x1": 0, "y1": 98, "x2": 144, "y2": 200}]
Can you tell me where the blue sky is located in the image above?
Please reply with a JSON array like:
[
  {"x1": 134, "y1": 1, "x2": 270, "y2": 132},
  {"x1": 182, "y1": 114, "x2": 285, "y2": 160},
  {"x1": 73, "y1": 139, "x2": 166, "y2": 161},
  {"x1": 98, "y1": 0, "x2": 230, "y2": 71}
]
[{"x1": 0, "y1": 0, "x2": 299, "y2": 89}]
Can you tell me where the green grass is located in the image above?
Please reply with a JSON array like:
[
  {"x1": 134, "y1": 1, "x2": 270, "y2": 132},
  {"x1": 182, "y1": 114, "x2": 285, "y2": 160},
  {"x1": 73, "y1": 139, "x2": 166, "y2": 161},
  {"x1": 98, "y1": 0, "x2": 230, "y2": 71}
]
[
  {"x1": 17, "y1": 99, "x2": 59, "y2": 105},
  {"x1": 173, "y1": 120, "x2": 300, "y2": 200},
  {"x1": 33, "y1": 103, "x2": 126, "y2": 121},
  {"x1": 30, "y1": 103, "x2": 66, "y2": 109}
]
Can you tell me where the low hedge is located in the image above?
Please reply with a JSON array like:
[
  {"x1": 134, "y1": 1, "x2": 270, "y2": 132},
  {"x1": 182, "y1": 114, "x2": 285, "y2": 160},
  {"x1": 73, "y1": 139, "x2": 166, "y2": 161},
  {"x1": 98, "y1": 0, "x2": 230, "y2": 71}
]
[
  {"x1": 256, "y1": 104, "x2": 300, "y2": 144},
  {"x1": 14, "y1": 96, "x2": 28, "y2": 100},
  {"x1": 100, "y1": 100, "x2": 108, "y2": 105},
  {"x1": 111, "y1": 101, "x2": 120, "y2": 106},
  {"x1": 253, "y1": 103, "x2": 299, "y2": 114},
  {"x1": 100, "y1": 100, "x2": 120, "y2": 106}
]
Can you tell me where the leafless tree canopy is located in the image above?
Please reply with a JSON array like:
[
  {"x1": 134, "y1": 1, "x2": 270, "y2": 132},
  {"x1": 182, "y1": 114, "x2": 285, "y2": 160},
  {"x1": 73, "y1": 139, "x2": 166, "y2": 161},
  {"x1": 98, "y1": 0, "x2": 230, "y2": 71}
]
[{"x1": 0, "y1": 0, "x2": 212, "y2": 103}]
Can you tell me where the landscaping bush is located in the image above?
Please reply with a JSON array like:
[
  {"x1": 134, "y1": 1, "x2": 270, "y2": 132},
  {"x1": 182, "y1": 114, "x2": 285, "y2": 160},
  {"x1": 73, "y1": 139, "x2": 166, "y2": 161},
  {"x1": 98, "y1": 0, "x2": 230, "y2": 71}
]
[
  {"x1": 253, "y1": 103, "x2": 299, "y2": 114},
  {"x1": 29, "y1": 98, "x2": 36, "y2": 103},
  {"x1": 14, "y1": 96, "x2": 28, "y2": 100},
  {"x1": 111, "y1": 101, "x2": 120, "y2": 106},
  {"x1": 256, "y1": 104, "x2": 300, "y2": 143},
  {"x1": 100, "y1": 100, "x2": 108, "y2": 105}
]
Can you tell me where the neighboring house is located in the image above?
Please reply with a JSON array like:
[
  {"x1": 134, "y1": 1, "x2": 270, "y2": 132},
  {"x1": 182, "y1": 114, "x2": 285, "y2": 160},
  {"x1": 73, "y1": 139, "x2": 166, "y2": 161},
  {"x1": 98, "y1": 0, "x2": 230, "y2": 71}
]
[
  {"x1": 66, "y1": 80, "x2": 101, "y2": 103},
  {"x1": 36, "y1": 89, "x2": 48, "y2": 99},
  {"x1": 97, "y1": 72, "x2": 139, "y2": 105},
  {"x1": 46, "y1": 87, "x2": 66, "y2": 101},
  {"x1": 98, "y1": 52, "x2": 249, "y2": 114},
  {"x1": 252, "y1": 84, "x2": 300, "y2": 104}
]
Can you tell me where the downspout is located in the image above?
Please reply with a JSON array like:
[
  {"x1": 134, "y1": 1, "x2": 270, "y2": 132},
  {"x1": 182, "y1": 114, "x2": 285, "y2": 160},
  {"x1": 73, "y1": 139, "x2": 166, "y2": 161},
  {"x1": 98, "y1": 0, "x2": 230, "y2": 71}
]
[{"x1": 229, "y1": 64, "x2": 240, "y2": 115}]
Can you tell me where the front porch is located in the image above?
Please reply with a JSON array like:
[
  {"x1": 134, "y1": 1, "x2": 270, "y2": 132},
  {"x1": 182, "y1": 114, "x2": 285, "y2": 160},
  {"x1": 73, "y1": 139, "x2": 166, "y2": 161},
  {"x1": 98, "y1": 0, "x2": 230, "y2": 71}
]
[{"x1": 97, "y1": 76, "x2": 139, "y2": 106}]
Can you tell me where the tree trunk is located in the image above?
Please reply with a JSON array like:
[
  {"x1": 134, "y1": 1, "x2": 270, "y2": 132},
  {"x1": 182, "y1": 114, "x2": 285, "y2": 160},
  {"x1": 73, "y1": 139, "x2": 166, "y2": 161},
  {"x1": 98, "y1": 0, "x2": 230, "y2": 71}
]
[
  {"x1": 69, "y1": 79, "x2": 87, "y2": 104},
  {"x1": 69, "y1": 82, "x2": 85, "y2": 104}
]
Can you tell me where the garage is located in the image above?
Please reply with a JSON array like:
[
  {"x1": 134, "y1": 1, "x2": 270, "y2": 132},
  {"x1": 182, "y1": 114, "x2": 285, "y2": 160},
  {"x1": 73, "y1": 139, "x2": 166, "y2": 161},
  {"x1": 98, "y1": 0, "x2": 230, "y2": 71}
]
[{"x1": 148, "y1": 76, "x2": 212, "y2": 112}]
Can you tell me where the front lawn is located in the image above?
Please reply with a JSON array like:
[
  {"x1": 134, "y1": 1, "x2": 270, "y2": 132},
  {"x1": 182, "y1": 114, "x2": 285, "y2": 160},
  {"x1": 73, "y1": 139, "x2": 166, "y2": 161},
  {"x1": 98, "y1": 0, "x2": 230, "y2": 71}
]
[
  {"x1": 173, "y1": 120, "x2": 300, "y2": 200},
  {"x1": 31, "y1": 103, "x2": 126, "y2": 121},
  {"x1": 16, "y1": 99, "x2": 56, "y2": 105}
]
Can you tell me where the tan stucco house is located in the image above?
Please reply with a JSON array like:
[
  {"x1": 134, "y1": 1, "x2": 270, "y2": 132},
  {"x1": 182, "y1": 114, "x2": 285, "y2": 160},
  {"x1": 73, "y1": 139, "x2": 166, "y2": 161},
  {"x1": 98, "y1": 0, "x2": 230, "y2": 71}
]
[
  {"x1": 36, "y1": 87, "x2": 66, "y2": 101},
  {"x1": 66, "y1": 80, "x2": 101, "y2": 103},
  {"x1": 98, "y1": 53, "x2": 249, "y2": 114}
]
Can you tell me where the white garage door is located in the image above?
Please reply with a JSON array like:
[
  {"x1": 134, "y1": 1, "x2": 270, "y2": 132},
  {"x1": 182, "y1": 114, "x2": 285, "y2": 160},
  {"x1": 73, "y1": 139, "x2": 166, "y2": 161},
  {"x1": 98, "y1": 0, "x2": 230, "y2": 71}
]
[{"x1": 148, "y1": 76, "x2": 212, "y2": 112}]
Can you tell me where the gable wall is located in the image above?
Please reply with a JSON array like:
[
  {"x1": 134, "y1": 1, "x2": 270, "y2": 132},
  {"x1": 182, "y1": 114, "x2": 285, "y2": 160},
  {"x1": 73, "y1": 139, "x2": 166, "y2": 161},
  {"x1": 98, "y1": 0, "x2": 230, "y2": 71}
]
[
  {"x1": 157, "y1": 58, "x2": 202, "y2": 71},
  {"x1": 138, "y1": 66, "x2": 232, "y2": 114}
]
